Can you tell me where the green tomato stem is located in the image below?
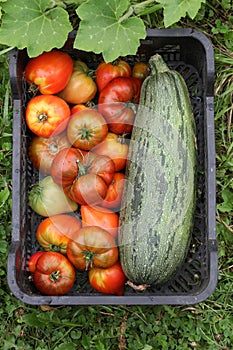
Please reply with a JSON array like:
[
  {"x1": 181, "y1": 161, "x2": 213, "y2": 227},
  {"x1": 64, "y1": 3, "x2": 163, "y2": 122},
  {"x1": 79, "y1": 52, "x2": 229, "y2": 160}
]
[
  {"x1": 79, "y1": 124, "x2": 92, "y2": 140},
  {"x1": 76, "y1": 159, "x2": 87, "y2": 177},
  {"x1": 50, "y1": 270, "x2": 61, "y2": 282},
  {"x1": 49, "y1": 244, "x2": 62, "y2": 252},
  {"x1": 81, "y1": 250, "x2": 97, "y2": 270}
]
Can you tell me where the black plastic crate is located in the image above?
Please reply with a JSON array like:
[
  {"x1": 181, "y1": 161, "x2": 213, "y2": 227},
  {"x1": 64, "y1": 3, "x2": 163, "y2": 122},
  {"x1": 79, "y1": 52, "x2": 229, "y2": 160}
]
[{"x1": 8, "y1": 28, "x2": 217, "y2": 305}]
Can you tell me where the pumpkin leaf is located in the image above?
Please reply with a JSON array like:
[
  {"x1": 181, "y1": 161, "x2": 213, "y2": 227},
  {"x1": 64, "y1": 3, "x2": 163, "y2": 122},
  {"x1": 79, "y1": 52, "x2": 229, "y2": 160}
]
[
  {"x1": 75, "y1": 0, "x2": 146, "y2": 62},
  {"x1": 157, "y1": 0, "x2": 205, "y2": 27},
  {"x1": 0, "y1": 0, "x2": 72, "y2": 57},
  {"x1": 217, "y1": 188, "x2": 233, "y2": 213},
  {"x1": 0, "y1": 188, "x2": 9, "y2": 207}
]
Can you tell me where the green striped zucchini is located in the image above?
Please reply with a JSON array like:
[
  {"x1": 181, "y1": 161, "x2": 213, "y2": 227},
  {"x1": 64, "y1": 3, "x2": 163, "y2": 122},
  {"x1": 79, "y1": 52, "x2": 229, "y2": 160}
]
[{"x1": 118, "y1": 54, "x2": 197, "y2": 287}]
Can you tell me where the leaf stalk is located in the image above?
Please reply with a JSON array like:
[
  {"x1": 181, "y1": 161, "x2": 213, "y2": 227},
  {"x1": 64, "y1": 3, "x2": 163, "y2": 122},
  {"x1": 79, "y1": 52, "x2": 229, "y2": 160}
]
[{"x1": 119, "y1": 0, "x2": 163, "y2": 23}]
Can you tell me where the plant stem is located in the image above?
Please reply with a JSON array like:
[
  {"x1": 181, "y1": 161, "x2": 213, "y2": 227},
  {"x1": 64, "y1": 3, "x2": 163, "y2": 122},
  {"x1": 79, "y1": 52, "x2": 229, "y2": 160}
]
[
  {"x1": 119, "y1": 0, "x2": 163, "y2": 23},
  {"x1": 0, "y1": 46, "x2": 15, "y2": 56},
  {"x1": 76, "y1": 159, "x2": 86, "y2": 176},
  {"x1": 132, "y1": 0, "x2": 163, "y2": 16},
  {"x1": 118, "y1": 7, "x2": 134, "y2": 23}
]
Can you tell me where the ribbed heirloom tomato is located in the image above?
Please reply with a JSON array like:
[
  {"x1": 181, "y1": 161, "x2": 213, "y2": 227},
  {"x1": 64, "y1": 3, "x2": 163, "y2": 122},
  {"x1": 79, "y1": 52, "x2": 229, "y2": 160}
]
[
  {"x1": 67, "y1": 109, "x2": 108, "y2": 150},
  {"x1": 81, "y1": 205, "x2": 119, "y2": 239},
  {"x1": 81, "y1": 152, "x2": 115, "y2": 185},
  {"x1": 51, "y1": 149, "x2": 115, "y2": 204},
  {"x1": 68, "y1": 152, "x2": 115, "y2": 205},
  {"x1": 89, "y1": 261, "x2": 126, "y2": 296},
  {"x1": 69, "y1": 173, "x2": 108, "y2": 205},
  {"x1": 98, "y1": 77, "x2": 141, "y2": 134},
  {"x1": 92, "y1": 132, "x2": 129, "y2": 171},
  {"x1": 132, "y1": 61, "x2": 150, "y2": 81},
  {"x1": 95, "y1": 59, "x2": 131, "y2": 92},
  {"x1": 50, "y1": 147, "x2": 85, "y2": 189},
  {"x1": 24, "y1": 50, "x2": 73, "y2": 95},
  {"x1": 28, "y1": 132, "x2": 71, "y2": 174},
  {"x1": 33, "y1": 251, "x2": 76, "y2": 296},
  {"x1": 100, "y1": 172, "x2": 126, "y2": 210},
  {"x1": 29, "y1": 176, "x2": 78, "y2": 217},
  {"x1": 28, "y1": 251, "x2": 45, "y2": 274},
  {"x1": 36, "y1": 214, "x2": 82, "y2": 255},
  {"x1": 59, "y1": 60, "x2": 97, "y2": 104},
  {"x1": 70, "y1": 173, "x2": 108, "y2": 206},
  {"x1": 26, "y1": 95, "x2": 71, "y2": 138},
  {"x1": 66, "y1": 226, "x2": 118, "y2": 270}
]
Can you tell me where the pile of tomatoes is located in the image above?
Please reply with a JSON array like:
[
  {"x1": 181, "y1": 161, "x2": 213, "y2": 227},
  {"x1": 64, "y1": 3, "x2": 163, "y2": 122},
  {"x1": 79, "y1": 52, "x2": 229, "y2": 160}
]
[{"x1": 25, "y1": 49, "x2": 149, "y2": 296}]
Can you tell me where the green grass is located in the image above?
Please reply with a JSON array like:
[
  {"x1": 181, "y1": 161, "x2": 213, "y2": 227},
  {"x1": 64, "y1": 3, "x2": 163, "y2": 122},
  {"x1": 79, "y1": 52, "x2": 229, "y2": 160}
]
[{"x1": 0, "y1": 1, "x2": 233, "y2": 349}]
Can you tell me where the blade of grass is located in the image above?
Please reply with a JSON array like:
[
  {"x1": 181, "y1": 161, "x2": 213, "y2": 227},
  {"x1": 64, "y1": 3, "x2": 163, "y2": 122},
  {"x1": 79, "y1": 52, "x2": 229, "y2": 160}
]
[
  {"x1": 0, "y1": 46, "x2": 14, "y2": 56},
  {"x1": 3, "y1": 83, "x2": 9, "y2": 124}
]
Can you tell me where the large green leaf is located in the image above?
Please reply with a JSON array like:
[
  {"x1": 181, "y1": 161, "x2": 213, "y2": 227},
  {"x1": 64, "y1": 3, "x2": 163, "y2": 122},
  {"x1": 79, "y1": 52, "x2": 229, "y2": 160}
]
[
  {"x1": 0, "y1": 0, "x2": 72, "y2": 57},
  {"x1": 157, "y1": 0, "x2": 205, "y2": 27},
  {"x1": 75, "y1": 0, "x2": 146, "y2": 62},
  {"x1": 217, "y1": 188, "x2": 233, "y2": 213}
]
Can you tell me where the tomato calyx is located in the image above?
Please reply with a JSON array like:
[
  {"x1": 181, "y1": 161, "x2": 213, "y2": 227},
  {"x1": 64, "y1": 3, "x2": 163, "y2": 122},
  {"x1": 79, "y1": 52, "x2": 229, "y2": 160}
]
[
  {"x1": 76, "y1": 159, "x2": 87, "y2": 177},
  {"x1": 49, "y1": 243, "x2": 63, "y2": 253},
  {"x1": 37, "y1": 112, "x2": 48, "y2": 123},
  {"x1": 86, "y1": 69, "x2": 96, "y2": 79},
  {"x1": 79, "y1": 124, "x2": 93, "y2": 140},
  {"x1": 81, "y1": 250, "x2": 97, "y2": 270},
  {"x1": 85, "y1": 100, "x2": 95, "y2": 109},
  {"x1": 30, "y1": 182, "x2": 42, "y2": 196},
  {"x1": 74, "y1": 61, "x2": 95, "y2": 78},
  {"x1": 48, "y1": 141, "x2": 59, "y2": 154},
  {"x1": 28, "y1": 82, "x2": 39, "y2": 95},
  {"x1": 49, "y1": 269, "x2": 62, "y2": 283}
]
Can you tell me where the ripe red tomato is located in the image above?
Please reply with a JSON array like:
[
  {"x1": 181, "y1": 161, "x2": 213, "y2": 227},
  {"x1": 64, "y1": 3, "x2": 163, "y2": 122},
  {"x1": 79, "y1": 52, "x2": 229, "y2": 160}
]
[
  {"x1": 50, "y1": 147, "x2": 85, "y2": 189},
  {"x1": 28, "y1": 132, "x2": 71, "y2": 174},
  {"x1": 81, "y1": 205, "x2": 119, "y2": 238},
  {"x1": 36, "y1": 214, "x2": 82, "y2": 255},
  {"x1": 51, "y1": 150, "x2": 114, "y2": 202},
  {"x1": 24, "y1": 50, "x2": 73, "y2": 94},
  {"x1": 92, "y1": 132, "x2": 129, "y2": 171},
  {"x1": 33, "y1": 251, "x2": 76, "y2": 295},
  {"x1": 70, "y1": 173, "x2": 108, "y2": 206},
  {"x1": 98, "y1": 77, "x2": 141, "y2": 134},
  {"x1": 81, "y1": 152, "x2": 115, "y2": 185},
  {"x1": 66, "y1": 226, "x2": 118, "y2": 270},
  {"x1": 88, "y1": 261, "x2": 126, "y2": 295},
  {"x1": 28, "y1": 251, "x2": 45, "y2": 274},
  {"x1": 67, "y1": 109, "x2": 108, "y2": 150},
  {"x1": 59, "y1": 60, "x2": 97, "y2": 104},
  {"x1": 95, "y1": 59, "x2": 131, "y2": 92},
  {"x1": 69, "y1": 152, "x2": 114, "y2": 205},
  {"x1": 132, "y1": 61, "x2": 150, "y2": 81},
  {"x1": 25, "y1": 95, "x2": 71, "y2": 138},
  {"x1": 100, "y1": 172, "x2": 126, "y2": 210}
]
